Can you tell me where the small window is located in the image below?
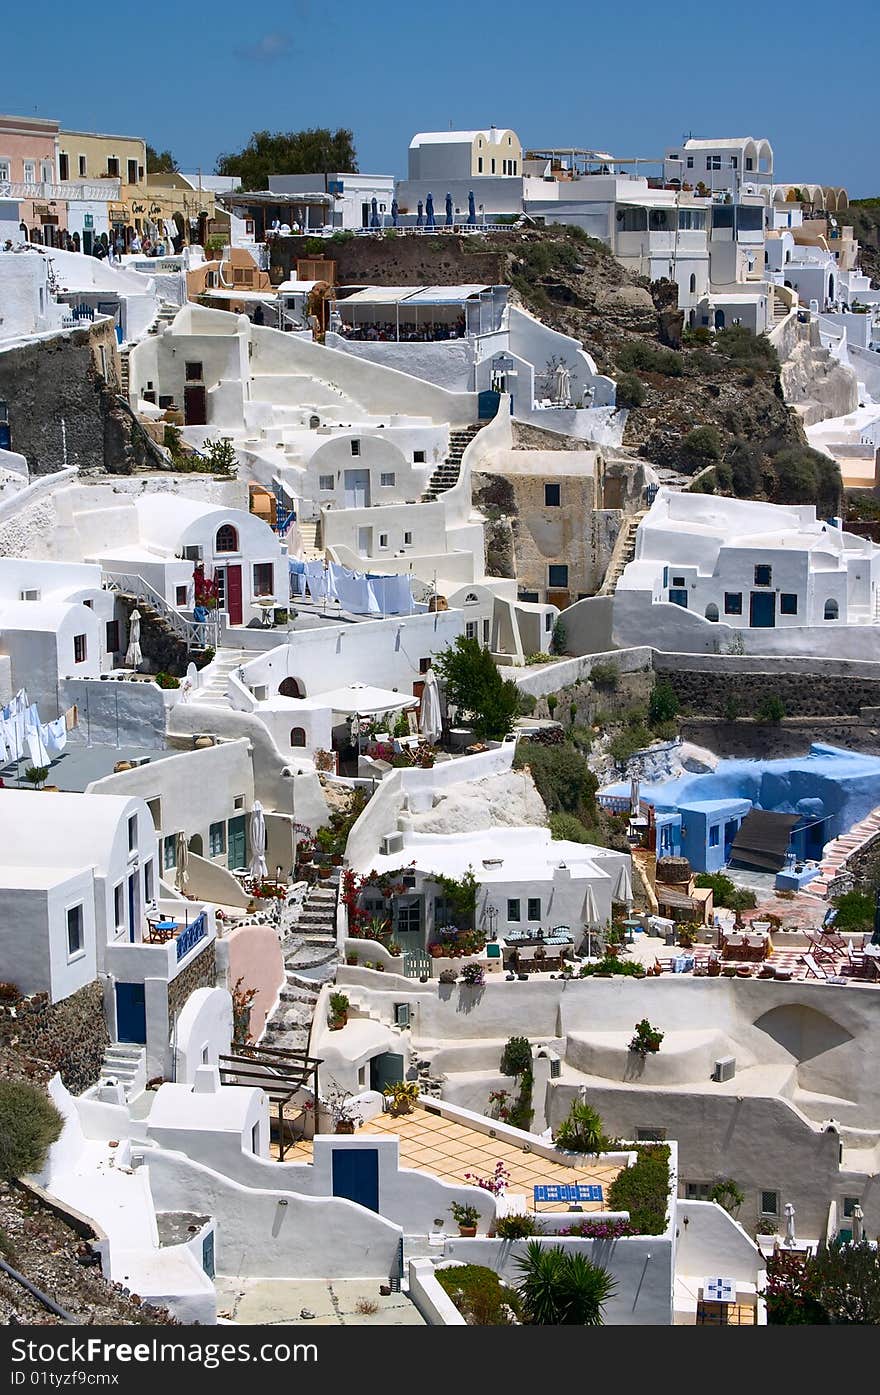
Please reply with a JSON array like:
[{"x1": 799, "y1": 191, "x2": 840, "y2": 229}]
[
  {"x1": 252, "y1": 1122, "x2": 260, "y2": 1154},
  {"x1": 724, "y1": 592, "x2": 743, "y2": 615},
  {"x1": 705, "y1": 603, "x2": 719, "y2": 622},
  {"x1": 215, "y1": 524, "x2": 238, "y2": 553},
  {"x1": 184, "y1": 361, "x2": 203, "y2": 382},
  {"x1": 105, "y1": 619, "x2": 120, "y2": 654},
  {"x1": 379, "y1": 533, "x2": 388, "y2": 548},
  {"x1": 548, "y1": 564, "x2": 569, "y2": 588},
  {"x1": 842, "y1": 1197, "x2": 860, "y2": 1218},
  {"x1": 318, "y1": 474, "x2": 334, "y2": 491},
  {"x1": 709, "y1": 825, "x2": 720, "y2": 847},
  {"x1": 686, "y1": 156, "x2": 694, "y2": 169},
  {"x1": 636, "y1": 1127, "x2": 667, "y2": 1142},
  {"x1": 67, "y1": 905, "x2": 84, "y2": 959},
  {"x1": 163, "y1": 835, "x2": 177, "y2": 870},
  {"x1": 234, "y1": 795, "x2": 245, "y2": 810},
  {"x1": 73, "y1": 633, "x2": 87, "y2": 664},
  {"x1": 175, "y1": 585, "x2": 188, "y2": 606},
  {"x1": 290, "y1": 727, "x2": 307, "y2": 747},
  {"x1": 419, "y1": 658, "x2": 432, "y2": 674},
  {"x1": 114, "y1": 883, "x2": 125, "y2": 930},
  {"x1": 478, "y1": 157, "x2": 483, "y2": 173},
  {"x1": 754, "y1": 565, "x2": 772, "y2": 587},
  {"x1": 380, "y1": 472, "x2": 396, "y2": 487},
  {"x1": 483, "y1": 618, "x2": 491, "y2": 645},
  {"x1": 466, "y1": 621, "x2": 479, "y2": 640},
  {"x1": 127, "y1": 159, "x2": 139, "y2": 185},
  {"x1": 689, "y1": 273, "x2": 697, "y2": 293},
  {"x1": 23, "y1": 161, "x2": 36, "y2": 183},
  {"x1": 107, "y1": 156, "x2": 120, "y2": 178},
  {"x1": 760, "y1": 1190, "x2": 779, "y2": 1216},
  {"x1": 57, "y1": 154, "x2": 68, "y2": 181},
  {"x1": 253, "y1": 563, "x2": 274, "y2": 596},
  {"x1": 527, "y1": 897, "x2": 541, "y2": 921},
  {"x1": 507, "y1": 898, "x2": 521, "y2": 922},
  {"x1": 209, "y1": 821, "x2": 226, "y2": 856},
  {"x1": 128, "y1": 813, "x2": 137, "y2": 852},
  {"x1": 413, "y1": 450, "x2": 426, "y2": 464},
  {"x1": 78, "y1": 154, "x2": 87, "y2": 177},
  {"x1": 545, "y1": 613, "x2": 553, "y2": 632},
  {"x1": 684, "y1": 1181, "x2": 712, "y2": 1201},
  {"x1": 350, "y1": 439, "x2": 361, "y2": 456},
  {"x1": 491, "y1": 158, "x2": 496, "y2": 173},
  {"x1": 671, "y1": 575, "x2": 686, "y2": 588},
  {"x1": 404, "y1": 532, "x2": 412, "y2": 545},
  {"x1": 780, "y1": 593, "x2": 798, "y2": 616},
  {"x1": 824, "y1": 598, "x2": 839, "y2": 620},
  {"x1": 544, "y1": 483, "x2": 561, "y2": 507}
]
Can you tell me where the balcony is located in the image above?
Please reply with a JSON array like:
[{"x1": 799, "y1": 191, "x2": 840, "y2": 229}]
[
  {"x1": 0, "y1": 178, "x2": 121, "y2": 203},
  {"x1": 104, "y1": 902, "x2": 214, "y2": 984}
]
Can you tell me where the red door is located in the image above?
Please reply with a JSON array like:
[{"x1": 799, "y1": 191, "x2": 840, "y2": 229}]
[{"x1": 226, "y1": 564, "x2": 243, "y2": 625}]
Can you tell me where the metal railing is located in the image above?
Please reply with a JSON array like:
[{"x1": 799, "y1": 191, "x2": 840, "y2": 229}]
[
  {"x1": 103, "y1": 570, "x2": 219, "y2": 651},
  {"x1": 176, "y1": 910, "x2": 208, "y2": 961}
]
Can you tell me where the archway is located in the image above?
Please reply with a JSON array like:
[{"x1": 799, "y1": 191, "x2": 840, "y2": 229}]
[
  {"x1": 824, "y1": 598, "x2": 839, "y2": 620},
  {"x1": 290, "y1": 727, "x2": 307, "y2": 747},
  {"x1": 689, "y1": 273, "x2": 697, "y2": 294},
  {"x1": 828, "y1": 274, "x2": 835, "y2": 303},
  {"x1": 188, "y1": 833, "x2": 204, "y2": 856},
  {"x1": 714, "y1": 308, "x2": 726, "y2": 330},
  {"x1": 705, "y1": 603, "x2": 719, "y2": 622},
  {"x1": 279, "y1": 676, "x2": 306, "y2": 699}
]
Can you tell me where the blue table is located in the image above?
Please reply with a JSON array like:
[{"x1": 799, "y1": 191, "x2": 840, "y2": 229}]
[{"x1": 533, "y1": 1183, "x2": 604, "y2": 1207}]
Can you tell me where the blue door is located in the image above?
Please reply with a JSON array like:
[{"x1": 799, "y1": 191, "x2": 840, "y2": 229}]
[
  {"x1": 370, "y1": 1052, "x2": 405, "y2": 1093},
  {"x1": 478, "y1": 389, "x2": 500, "y2": 419},
  {"x1": 332, "y1": 1147, "x2": 380, "y2": 1213},
  {"x1": 202, "y1": 1230, "x2": 215, "y2": 1278},
  {"x1": 128, "y1": 872, "x2": 137, "y2": 942},
  {"x1": 116, "y1": 982, "x2": 146, "y2": 1044},
  {"x1": 0, "y1": 422, "x2": 9, "y2": 452},
  {"x1": 669, "y1": 588, "x2": 689, "y2": 608},
  {"x1": 750, "y1": 591, "x2": 776, "y2": 627},
  {"x1": 227, "y1": 815, "x2": 247, "y2": 871}
]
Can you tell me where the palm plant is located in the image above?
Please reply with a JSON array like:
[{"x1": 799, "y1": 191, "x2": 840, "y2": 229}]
[
  {"x1": 553, "y1": 1100, "x2": 609, "y2": 1155},
  {"x1": 514, "y1": 1241, "x2": 616, "y2": 1325}
]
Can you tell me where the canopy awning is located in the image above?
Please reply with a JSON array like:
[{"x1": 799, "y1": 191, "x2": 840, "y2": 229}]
[
  {"x1": 404, "y1": 284, "x2": 492, "y2": 304},
  {"x1": 729, "y1": 810, "x2": 799, "y2": 872},
  {"x1": 318, "y1": 682, "x2": 419, "y2": 716}
]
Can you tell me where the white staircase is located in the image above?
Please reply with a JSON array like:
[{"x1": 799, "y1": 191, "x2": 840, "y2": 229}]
[
  {"x1": 296, "y1": 520, "x2": 322, "y2": 561},
  {"x1": 98, "y1": 1043, "x2": 147, "y2": 1100},
  {"x1": 189, "y1": 648, "x2": 249, "y2": 708}
]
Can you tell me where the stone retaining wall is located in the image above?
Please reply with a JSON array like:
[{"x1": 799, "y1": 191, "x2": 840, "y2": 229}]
[{"x1": 657, "y1": 664, "x2": 880, "y2": 717}]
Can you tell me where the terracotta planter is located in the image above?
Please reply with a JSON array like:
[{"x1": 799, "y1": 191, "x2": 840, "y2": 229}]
[
  {"x1": 318, "y1": 865, "x2": 331, "y2": 879},
  {"x1": 458, "y1": 1225, "x2": 477, "y2": 1238},
  {"x1": 331, "y1": 854, "x2": 344, "y2": 866},
  {"x1": 334, "y1": 1120, "x2": 355, "y2": 1134},
  {"x1": 329, "y1": 1012, "x2": 348, "y2": 1030}
]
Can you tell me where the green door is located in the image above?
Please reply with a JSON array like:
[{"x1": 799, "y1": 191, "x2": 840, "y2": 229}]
[{"x1": 228, "y1": 815, "x2": 247, "y2": 871}]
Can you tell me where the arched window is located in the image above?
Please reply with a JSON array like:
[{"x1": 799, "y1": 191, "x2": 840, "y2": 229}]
[
  {"x1": 705, "y1": 603, "x2": 719, "y2": 622},
  {"x1": 290, "y1": 727, "x2": 307, "y2": 747},
  {"x1": 188, "y1": 833, "x2": 203, "y2": 856},
  {"x1": 464, "y1": 593, "x2": 479, "y2": 604},
  {"x1": 689, "y1": 273, "x2": 697, "y2": 294},
  {"x1": 824, "y1": 598, "x2": 839, "y2": 620},
  {"x1": 279, "y1": 676, "x2": 306, "y2": 699},
  {"x1": 215, "y1": 524, "x2": 238, "y2": 553}
]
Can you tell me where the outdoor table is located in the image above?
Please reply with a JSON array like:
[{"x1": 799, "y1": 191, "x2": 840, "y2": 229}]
[{"x1": 533, "y1": 1183, "x2": 604, "y2": 1210}]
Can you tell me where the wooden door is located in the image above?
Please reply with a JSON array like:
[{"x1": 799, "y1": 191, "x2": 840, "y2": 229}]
[
  {"x1": 184, "y1": 385, "x2": 207, "y2": 425},
  {"x1": 226, "y1": 564, "x2": 243, "y2": 624}
]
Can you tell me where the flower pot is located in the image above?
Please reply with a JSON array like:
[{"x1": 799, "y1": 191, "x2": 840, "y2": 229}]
[
  {"x1": 334, "y1": 1120, "x2": 355, "y2": 1134},
  {"x1": 458, "y1": 1225, "x2": 477, "y2": 1238},
  {"x1": 329, "y1": 1012, "x2": 348, "y2": 1030},
  {"x1": 318, "y1": 865, "x2": 331, "y2": 879},
  {"x1": 331, "y1": 854, "x2": 343, "y2": 866}
]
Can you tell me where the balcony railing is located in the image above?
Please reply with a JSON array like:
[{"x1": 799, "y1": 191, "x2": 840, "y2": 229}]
[
  {"x1": 176, "y1": 910, "x2": 208, "y2": 961},
  {"x1": 0, "y1": 179, "x2": 122, "y2": 202}
]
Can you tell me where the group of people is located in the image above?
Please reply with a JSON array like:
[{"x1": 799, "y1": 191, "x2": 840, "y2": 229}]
[{"x1": 337, "y1": 315, "x2": 467, "y2": 343}]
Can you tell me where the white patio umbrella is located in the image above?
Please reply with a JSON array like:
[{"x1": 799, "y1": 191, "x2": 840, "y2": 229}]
[
  {"x1": 784, "y1": 1202, "x2": 797, "y2": 1248},
  {"x1": 581, "y1": 883, "x2": 600, "y2": 959},
  {"x1": 630, "y1": 775, "x2": 640, "y2": 815},
  {"x1": 419, "y1": 668, "x2": 442, "y2": 743},
  {"x1": 249, "y1": 799, "x2": 268, "y2": 879},
  {"x1": 175, "y1": 831, "x2": 189, "y2": 892},
  {"x1": 125, "y1": 609, "x2": 143, "y2": 669},
  {"x1": 612, "y1": 860, "x2": 633, "y2": 905},
  {"x1": 851, "y1": 1203, "x2": 864, "y2": 1244}
]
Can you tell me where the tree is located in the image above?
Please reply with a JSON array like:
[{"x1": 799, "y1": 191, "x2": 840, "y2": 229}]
[
  {"x1": 515, "y1": 1242, "x2": 616, "y2": 1325},
  {"x1": 433, "y1": 635, "x2": 519, "y2": 742},
  {"x1": 146, "y1": 145, "x2": 179, "y2": 174},
  {"x1": 648, "y1": 681, "x2": 679, "y2": 727},
  {"x1": 0, "y1": 1081, "x2": 63, "y2": 1179},
  {"x1": 812, "y1": 1238, "x2": 880, "y2": 1324},
  {"x1": 763, "y1": 1248, "x2": 828, "y2": 1324},
  {"x1": 216, "y1": 128, "x2": 358, "y2": 191}
]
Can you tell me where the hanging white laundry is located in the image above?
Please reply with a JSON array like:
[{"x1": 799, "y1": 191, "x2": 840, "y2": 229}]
[
  {"x1": 44, "y1": 717, "x2": 67, "y2": 757},
  {"x1": 26, "y1": 724, "x2": 51, "y2": 768},
  {"x1": 304, "y1": 560, "x2": 329, "y2": 601},
  {"x1": 332, "y1": 565, "x2": 371, "y2": 614}
]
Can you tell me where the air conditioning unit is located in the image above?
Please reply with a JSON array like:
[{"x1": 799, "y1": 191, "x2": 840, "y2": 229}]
[
  {"x1": 550, "y1": 1057, "x2": 562, "y2": 1079},
  {"x1": 394, "y1": 1003, "x2": 411, "y2": 1028},
  {"x1": 380, "y1": 831, "x2": 404, "y2": 856},
  {"x1": 713, "y1": 1056, "x2": 736, "y2": 1083},
  {"x1": 182, "y1": 545, "x2": 203, "y2": 561},
  {"x1": 20, "y1": 589, "x2": 40, "y2": 601}
]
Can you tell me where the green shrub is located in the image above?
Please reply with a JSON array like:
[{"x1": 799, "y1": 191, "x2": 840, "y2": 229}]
[
  {"x1": 569, "y1": 725, "x2": 593, "y2": 752},
  {"x1": 514, "y1": 742, "x2": 598, "y2": 819},
  {"x1": 495, "y1": 1214, "x2": 542, "y2": 1239},
  {"x1": 554, "y1": 1100, "x2": 609, "y2": 1154},
  {"x1": 500, "y1": 1036, "x2": 533, "y2": 1078},
  {"x1": 830, "y1": 890, "x2": 874, "y2": 931},
  {"x1": 608, "y1": 724, "x2": 652, "y2": 765},
  {"x1": 607, "y1": 1144, "x2": 671, "y2": 1235},
  {"x1": 758, "y1": 694, "x2": 786, "y2": 723},
  {"x1": 617, "y1": 341, "x2": 683, "y2": 377},
  {"x1": 517, "y1": 691, "x2": 537, "y2": 716},
  {"x1": 0, "y1": 1081, "x2": 63, "y2": 1179},
  {"x1": 526, "y1": 652, "x2": 554, "y2": 665},
  {"x1": 771, "y1": 445, "x2": 841, "y2": 513},
  {"x1": 437, "y1": 1263, "x2": 520, "y2": 1325},
  {"x1": 714, "y1": 324, "x2": 780, "y2": 372},
  {"x1": 648, "y1": 682, "x2": 679, "y2": 726},
  {"x1": 433, "y1": 635, "x2": 520, "y2": 741},
  {"x1": 693, "y1": 873, "x2": 757, "y2": 911},
  {"x1": 514, "y1": 1242, "x2": 616, "y2": 1325},
  {"x1": 550, "y1": 619, "x2": 568, "y2": 656},
  {"x1": 680, "y1": 425, "x2": 723, "y2": 470},
  {"x1": 549, "y1": 812, "x2": 593, "y2": 843},
  {"x1": 579, "y1": 957, "x2": 645, "y2": 978},
  {"x1": 615, "y1": 372, "x2": 645, "y2": 408},
  {"x1": 589, "y1": 661, "x2": 619, "y2": 690}
]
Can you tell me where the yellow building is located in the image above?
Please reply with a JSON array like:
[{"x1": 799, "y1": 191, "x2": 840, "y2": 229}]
[
  {"x1": 145, "y1": 172, "x2": 228, "y2": 249},
  {"x1": 59, "y1": 128, "x2": 148, "y2": 247}
]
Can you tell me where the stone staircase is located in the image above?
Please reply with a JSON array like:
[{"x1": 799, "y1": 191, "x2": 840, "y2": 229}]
[
  {"x1": 294, "y1": 881, "x2": 338, "y2": 947},
  {"x1": 119, "y1": 346, "x2": 131, "y2": 401},
  {"x1": 772, "y1": 292, "x2": 789, "y2": 325},
  {"x1": 189, "y1": 648, "x2": 250, "y2": 708},
  {"x1": 264, "y1": 882, "x2": 341, "y2": 1050},
  {"x1": 98, "y1": 1043, "x2": 147, "y2": 1100},
  {"x1": 599, "y1": 510, "x2": 645, "y2": 595},
  {"x1": 295, "y1": 519, "x2": 322, "y2": 561},
  {"x1": 803, "y1": 804, "x2": 880, "y2": 900},
  {"x1": 148, "y1": 303, "x2": 179, "y2": 336},
  {"x1": 421, "y1": 424, "x2": 483, "y2": 501}
]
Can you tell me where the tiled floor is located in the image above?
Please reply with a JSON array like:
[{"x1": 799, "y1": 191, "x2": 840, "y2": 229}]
[{"x1": 287, "y1": 1107, "x2": 622, "y2": 1212}]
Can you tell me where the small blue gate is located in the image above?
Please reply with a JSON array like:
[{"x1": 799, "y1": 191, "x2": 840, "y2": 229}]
[
  {"x1": 332, "y1": 1146, "x2": 380, "y2": 1212},
  {"x1": 115, "y1": 982, "x2": 146, "y2": 1044}
]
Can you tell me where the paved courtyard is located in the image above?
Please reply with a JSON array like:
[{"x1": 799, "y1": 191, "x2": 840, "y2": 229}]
[{"x1": 215, "y1": 1277, "x2": 426, "y2": 1326}]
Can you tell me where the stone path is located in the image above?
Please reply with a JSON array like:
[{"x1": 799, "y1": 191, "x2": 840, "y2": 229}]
[{"x1": 215, "y1": 1277, "x2": 425, "y2": 1326}]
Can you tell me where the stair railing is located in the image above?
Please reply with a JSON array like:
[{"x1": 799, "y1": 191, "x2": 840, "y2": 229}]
[{"x1": 103, "y1": 570, "x2": 219, "y2": 651}]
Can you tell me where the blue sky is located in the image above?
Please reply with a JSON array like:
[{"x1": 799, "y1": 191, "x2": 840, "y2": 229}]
[{"x1": 5, "y1": 0, "x2": 879, "y2": 195}]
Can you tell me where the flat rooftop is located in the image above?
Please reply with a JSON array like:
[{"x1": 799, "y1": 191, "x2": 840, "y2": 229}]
[{"x1": 0, "y1": 744, "x2": 176, "y2": 792}]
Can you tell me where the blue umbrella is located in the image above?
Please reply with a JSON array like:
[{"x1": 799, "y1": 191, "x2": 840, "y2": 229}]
[
  {"x1": 467, "y1": 191, "x2": 476, "y2": 225},
  {"x1": 370, "y1": 197, "x2": 380, "y2": 229},
  {"x1": 391, "y1": 198, "x2": 399, "y2": 228},
  {"x1": 445, "y1": 192, "x2": 454, "y2": 226},
  {"x1": 417, "y1": 200, "x2": 424, "y2": 227},
  {"x1": 425, "y1": 193, "x2": 435, "y2": 229}
]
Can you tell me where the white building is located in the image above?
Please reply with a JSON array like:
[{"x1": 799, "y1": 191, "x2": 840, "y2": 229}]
[
  {"x1": 612, "y1": 488, "x2": 880, "y2": 658},
  {"x1": 0, "y1": 248, "x2": 66, "y2": 342},
  {"x1": 396, "y1": 127, "x2": 527, "y2": 223},
  {"x1": 664, "y1": 137, "x2": 774, "y2": 196},
  {"x1": 268, "y1": 173, "x2": 396, "y2": 231}
]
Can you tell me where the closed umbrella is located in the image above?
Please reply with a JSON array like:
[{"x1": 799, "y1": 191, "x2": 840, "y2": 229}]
[
  {"x1": 370, "y1": 197, "x2": 380, "y2": 229},
  {"x1": 851, "y1": 1203, "x2": 864, "y2": 1244},
  {"x1": 175, "y1": 831, "x2": 189, "y2": 892},
  {"x1": 630, "y1": 775, "x2": 640, "y2": 815},
  {"x1": 419, "y1": 668, "x2": 442, "y2": 743},
  {"x1": 613, "y1": 861, "x2": 633, "y2": 905},
  {"x1": 417, "y1": 199, "x2": 424, "y2": 228},
  {"x1": 582, "y1": 883, "x2": 600, "y2": 958},
  {"x1": 425, "y1": 193, "x2": 435, "y2": 230},
  {"x1": 391, "y1": 198, "x2": 399, "y2": 228},
  {"x1": 467, "y1": 191, "x2": 477, "y2": 225},
  {"x1": 445, "y1": 192, "x2": 454, "y2": 226},
  {"x1": 784, "y1": 1202, "x2": 797, "y2": 1247},
  {"x1": 125, "y1": 609, "x2": 142, "y2": 669},
  {"x1": 249, "y1": 799, "x2": 268, "y2": 879}
]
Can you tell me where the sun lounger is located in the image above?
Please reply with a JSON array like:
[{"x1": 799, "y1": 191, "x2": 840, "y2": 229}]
[{"x1": 802, "y1": 952, "x2": 848, "y2": 985}]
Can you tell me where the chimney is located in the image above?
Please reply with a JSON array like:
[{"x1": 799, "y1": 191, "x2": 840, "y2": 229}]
[{"x1": 192, "y1": 1064, "x2": 220, "y2": 1095}]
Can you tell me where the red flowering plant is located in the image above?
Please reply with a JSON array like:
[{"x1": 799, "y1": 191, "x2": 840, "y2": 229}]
[
  {"x1": 251, "y1": 880, "x2": 285, "y2": 899},
  {"x1": 464, "y1": 1161, "x2": 510, "y2": 1196},
  {"x1": 192, "y1": 564, "x2": 219, "y2": 609},
  {"x1": 488, "y1": 1089, "x2": 512, "y2": 1123},
  {"x1": 341, "y1": 866, "x2": 415, "y2": 938}
]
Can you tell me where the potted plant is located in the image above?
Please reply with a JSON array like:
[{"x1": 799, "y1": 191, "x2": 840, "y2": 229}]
[
  {"x1": 628, "y1": 1018, "x2": 664, "y2": 1057},
  {"x1": 676, "y1": 923, "x2": 699, "y2": 949},
  {"x1": 385, "y1": 1080, "x2": 420, "y2": 1117},
  {"x1": 324, "y1": 1082, "x2": 362, "y2": 1134},
  {"x1": 449, "y1": 1201, "x2": 480, "y2": 1238},
  {"x1": 460, "y1": 962, "x2": 485, "y2": 987},
  {"x1": 328, "y1": 992, "x2": 349, "y2": 1030}
]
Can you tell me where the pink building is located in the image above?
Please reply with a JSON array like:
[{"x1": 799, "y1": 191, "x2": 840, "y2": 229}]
[{"x1": 0, "y1": 114, "x2": 66, "y2": 244}]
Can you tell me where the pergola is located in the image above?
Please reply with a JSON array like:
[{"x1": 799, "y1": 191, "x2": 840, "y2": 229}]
[{"x1": 218, "y1": 1044, "x2": 323, "y2": 1160}]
